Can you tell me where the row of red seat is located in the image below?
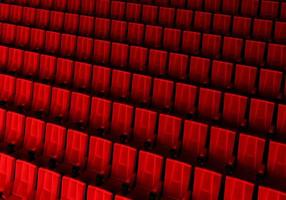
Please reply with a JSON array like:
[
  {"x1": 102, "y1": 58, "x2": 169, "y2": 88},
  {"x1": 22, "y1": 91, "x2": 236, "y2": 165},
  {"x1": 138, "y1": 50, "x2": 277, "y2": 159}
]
[
  {"x1": 0, "y1": 69, "x2": 284, "y2": 136},
  {"x1": 0, "y1": 154, "x2": 130, "y2": 200},
  {"x1": 3, "y1": 0, "x2": 286, "y2": 20},
  {"x1": 1, "y1": 22, "x2": 285, "y2": 73},
  {"x1": 0, "y1": 42, "x2": 285, "y2": 103},
  {"x1": 1, "y1": 3, "x2": 286, "y2": 43},
  {"x1": 0, "y1": 107, "x2": 285, "y2": 198}
]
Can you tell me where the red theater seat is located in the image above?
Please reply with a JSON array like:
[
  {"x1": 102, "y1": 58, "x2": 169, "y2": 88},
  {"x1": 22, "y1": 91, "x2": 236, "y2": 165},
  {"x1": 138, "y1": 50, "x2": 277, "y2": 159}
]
[
  {"x1": 133, "y1": 108, "x2": 157, "y2": 145},
  {"x1": 249, "y1": 99, "x2": 274, "y2": 134},
  {"x1": 213, "y1": 14, "x2": 231, "y2": 35},
  {"x1": 131, "y1": 74, "x2": 152, "y2": 104},
  {"x1": 142, "y1": 5, "x2": 158, "y2": 25},
  {"x1": 55, "y1": 58, "x2": 73, "y2": 86},
  {"x1": 168, "y1": 53, "x2": 188, "y2": 80},
  {"x1": 111, "y1": 20, "x2": 127, "y2": 42},
  {"x1": 109, "y1": 143, "x2": 137, "y2": 187},
  {"x1": 69, "y1": 92, "x2": 90, "y2": 127},
  {"x1": 182, "y1": 120, "x2": 208, "y2": 162},
  {"x1": 267, "y1": 141, "x2": 286, "y2": 185},
  {"x1": 76, "y1": 37, "x2": 93, "y2": 61},
  {"x1": 222, "y1": 37, "x2": 243, "y2": 62},
  {"x1": 198, "y1": 88, "x2": 222, "y2": 120},
  {"x1": 7, "y1": 48, "x2": 23, "y2": 73},
  {"x1": 22, "y1": 51, "x2": 39, "y2": 77},
  {"x1": 258, "y1": 186, "x2": 286, "y2": 200},
  {"x1": 145, "y1": 25, "x2": 163, "y2": 48},
  {"x1": 61, "y1": 177, "x2": 86, "y2": 200},
  {"x1": 15, "y1": 26, "x2": 30, "y2": 48},
  {"x1": 86, "y1": 136, "x2": 112, "y2": 177},
  {"x1": 129, "y1": 46, "x2": 148, "y2": 72},
  {"x1": 192, "y1": 167, "x2": 222, "y2": 200},
  {"x1": 237, "y1": 134, "x2": 265, "y2": 175},
  {"x1": 111, "y1": 102, "x2": 133, "y2": 139},
  {"x1": 163, "y1": 159, "x2": 192, "y2": 200},
  {"x1": 211, "y1": 60, "x2": 233, "y2": 88},
  {"x1": 111, "y1": 70, "x2": 131, "y2": 99},
  {"x1": 87, "y1": 186, "x2": 113, "y2": 200},
  {"x1": 152, "y1": 78, "x2": 174, "y2": 110},
  {"x1": 111, "y1": 1, "x2": 126, "y2": 20},
  {"x1": 148, "y1": 49, "x2": 167, "y2": 76},
  {"x1": 182, "y1": 31, "x2": 201, "y2": 55},
  {"x1": 223, "y1": 93, "x2": 248, "y2": 127},
  {"x1": 189, "y1": 56, "x2": 211, "y2": 84},
  {"x1": 208, "y1": 127, "x2": 236, "y2": 169},
  {"x1": 10, "y1": 161, "x2": 37, "y2": 199},
  {"x1": 157, "y1": 114, "x2": 182, "y2": 152},
  {"x1": 258, "y1": 69, "x2": 282, "y2": 98},
  {"x1": 0, "y1": 74, "x2": 16, "y2": 104},
  {"x1": 126, "y1": 3, "x2": 142, "y2": 22},
  {"x1": 45, "y1": 31, "x2": 61, "y2": 54},
  {"x1": 36, "y1": 168, "x2": 61, "y2": 200},
  {"x1": 133, "y1": 151, "x2": 163, "y2": 198},
  {"x1": 127, "y1": 23, "x2": 144, "y2": 45},
  {"x1": 95, "y1": 0, "x2": 111, "y2": 18},
  {"x1": 79, "y1": 16, "x2": 94, "y2": 37},
  {"x1": 60, "y1": 34, "x2": 76, "y2": 58},
  {"x1": 14, "y1": 78, "x2": 33, "y2": 109},
  {"x1": 193, "y1": 11, "x2": 212, "y2": 32},
  {"x1": 23, "y1": 117, "x2": 45, "y2": 155},
  {"x1": 110, "y1": 43, "x2": 129, "y2": 68},
  {"x1": 39, "y1": 55, "x2": 56, "y2": 82},
  {"x1": 232, "y1": 16, "x2": 251, "y2": 37},
  {"x1": 0, "y1": 153, "x2": 15, "y2": 194},
  {"x1": 277, "y1": 104, "x2": 286, "y2": 138},
  {"x1": 234, "y1": 64, "x2": 257, "y2": 94},
  {"x1": 202, "y1": 34, "x2": 222, "y2": 58},
  {"x1": 244, "y1": 40, "x2": 266, "y2": 66},
  {"x1": 43, "y1": 123, "x2": 66, "y2": 161},
  {"x1": 94, "y1": 18, "x2": 110, "y2": 39},
  {"x1": 81, "y1": 0, "x2": 95, "y2": 15},
  {"x1": 176, "y1": 9, "x2": 193, "y2": 29},
  {"x1": 224, "y1": 176, "x2": 254, "y2": 200},
  {"x1": 50, "y1": 87, "x2": 71, "y2": 120},
  {"x1": 31, "y1": 83, "x2": 51, "y2": 115},
  {"x1": 49, "y1": 11, "x2": 64, "y2": 31},
  {"x1": 159, "y1": 7, "x2": 175, "y2": 26},
  {"x1": 64, "y1": 129, "x2": 88, "y2": 169},
  {"x1": 91, "y1": 65, "x2": 111, "y2": 94},
  {"x1": 89, "y1": 97, "x2": 111, "y2": 132},
  {"x1": 267, "y1": 44, "x2": 286, "y2": 70},
  {"x1": 174, "y1": 83, "x2": 197, "y2": 115},
  {"x1": 73, "y1": 62, "x2": 92, "y2": 91}
]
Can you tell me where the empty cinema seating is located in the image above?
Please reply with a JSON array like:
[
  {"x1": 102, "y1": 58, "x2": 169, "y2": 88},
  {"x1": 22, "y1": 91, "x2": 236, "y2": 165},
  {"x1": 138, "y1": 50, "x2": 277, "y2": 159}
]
[{"x1": 0, "y1": 0, "x2": 285, "y2": 199}]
